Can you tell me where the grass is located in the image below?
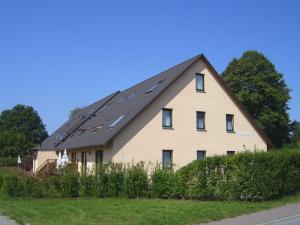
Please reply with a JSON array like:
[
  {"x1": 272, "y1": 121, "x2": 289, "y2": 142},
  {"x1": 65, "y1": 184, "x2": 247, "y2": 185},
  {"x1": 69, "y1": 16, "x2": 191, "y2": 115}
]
[{"x1": 0, "y1": 194, "x2": 299, "y2": 225}]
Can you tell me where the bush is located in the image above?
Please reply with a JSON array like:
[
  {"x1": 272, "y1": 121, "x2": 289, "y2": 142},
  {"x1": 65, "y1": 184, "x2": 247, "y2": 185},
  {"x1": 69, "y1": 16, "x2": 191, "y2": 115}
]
[
  {"x1": 0, "y1": 174, "x2": 3, "y2": 190},
  {"x1": 124, "y1": 162, "x2": 149, "y2": 198},
  {"x1": 150, "y1": 167, "x2": 176, "y2": 198},
  {"x1": 178, "y1": 150, "x2": 300, "y2": 201},
  {"x1": 1, "y1": 175, "x2": 19, "y2": 197},
  {"x1": 0, "y1": 158, "x2": 17, "y2": 167},
  {"x1": 60, "y1": 171, "x2": 80, "y2": 197},
  {"x1": 80, "y1": 175, "x2": 99, "y2": 197}
]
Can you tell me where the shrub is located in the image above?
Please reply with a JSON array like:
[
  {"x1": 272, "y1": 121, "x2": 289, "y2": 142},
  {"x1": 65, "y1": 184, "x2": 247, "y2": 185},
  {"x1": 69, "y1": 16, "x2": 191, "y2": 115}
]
[
  {"x1": 0, "y1": 158, "x2": 17, "y2": 167},
  {"x1": 1, "y1": 175, "x2": 19, "y2": 197},
  {"x1": 44, "y1": 176, "x2": 61, "y2": 198},
  {"x1": 124, "y1": 162, "x2": 149, "y2": 198},
  {"x1": 106, "y1": 163, "x2": 125, "y2": 197},
  {"x1": 0, "y1": 174, "x2": 3, "y2": 190},
  {"x1": 177, "y1": 150, "x2": 300, "y2": 201},
  {"x1": 60, "y1": 171, "x2": 80, "y2": 197},
  {"x1": 80, "y1": 175, "x2": 99, "y2": 197},
  {"x1": 150, "y1": 167, "x2": 176, "y2": 198}
]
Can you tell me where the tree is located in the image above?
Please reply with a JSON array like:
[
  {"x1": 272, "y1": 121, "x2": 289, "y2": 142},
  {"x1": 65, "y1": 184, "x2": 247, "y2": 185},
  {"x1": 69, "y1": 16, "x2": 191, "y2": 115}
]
[
  {"x1": 69, "y1": 107, "x2": 82, "y2": 120},
  {"x1": 0, "y1": 104, "x2": 48, "y2": 157},
  {"x1": 290, "y1": 121, "x2": 300, "y2": 146},
  {"x1": 221, "y1": 51, "x2": 291, "y2": 148}
]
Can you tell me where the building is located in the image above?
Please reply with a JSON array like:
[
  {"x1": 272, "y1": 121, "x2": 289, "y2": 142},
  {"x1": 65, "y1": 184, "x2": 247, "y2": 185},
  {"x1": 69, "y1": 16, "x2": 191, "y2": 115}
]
[{"x1": 32, "y1": 54, "x2": 272, "y2": 174}]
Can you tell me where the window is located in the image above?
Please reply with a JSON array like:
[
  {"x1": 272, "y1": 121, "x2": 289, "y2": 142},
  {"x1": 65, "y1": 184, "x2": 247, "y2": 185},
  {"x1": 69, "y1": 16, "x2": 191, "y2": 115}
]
[
  {"x1": 126, "y1": 93, "x2": 136, "y2": 100},
  {"x1": 226, "y1": 114, "x2": 234, "y2": 132},
  {"x1": 95, "y1": 150, "x2": 103, "y2": 165},
  {"x1": 162, "y1": 150, "x2": 173, "y2": 169},
  {"x1": 110, "y1": 114, "x2": 127, "y2": 128},
  {"x1": 227, "y1": 151, "x2": 235, "y2": 156},
  {"x1": 92, "y1": 125, "x2": 103, "y2": 133},
  {"x1": 196, "y1": 73, "x2": 204, "y2": 91},
  {"x1": 146, "y1": 84, "x2": 160, "y2": 94},
  {"x1": 81, "y1": 152, "x2": 87, "y2": 175},
  {"x1": 71, "y1": 152, "x2": 77, "y2": 163},
  {"x1": 196, "y1": 111, "x2": 205, "y2": 130},
  {"x1": 197, "y1": 150, "x2": 206, "y2": 160},
  {"x1": 162, "y1": 108, "x2": 172, "y2": 128}
]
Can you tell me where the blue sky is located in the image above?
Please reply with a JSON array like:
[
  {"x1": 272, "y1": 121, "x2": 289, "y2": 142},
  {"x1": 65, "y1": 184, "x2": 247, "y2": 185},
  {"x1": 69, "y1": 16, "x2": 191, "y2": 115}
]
[{"x1": 0, "y1": 0, "x2": 299, "y2": 134}]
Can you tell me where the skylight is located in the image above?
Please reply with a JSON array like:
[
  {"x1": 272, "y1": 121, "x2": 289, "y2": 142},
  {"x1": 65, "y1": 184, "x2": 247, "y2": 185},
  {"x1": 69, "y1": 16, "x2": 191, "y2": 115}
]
[
  {"x1": 145, "y1": 84, "x2": 160, "y2": 94},
  {"x1": 109, "y1": 114, "x2": 127, "y2": 128},
  {"x1": 92, "y1": 125, "x2": 103, "y2": 133},
  {"x1": 126, "y1": 93, "x2": 136, "y2": 100}
]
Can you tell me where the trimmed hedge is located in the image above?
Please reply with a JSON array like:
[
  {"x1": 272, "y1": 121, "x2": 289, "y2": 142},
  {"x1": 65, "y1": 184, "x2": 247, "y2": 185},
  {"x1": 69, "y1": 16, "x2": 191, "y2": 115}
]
[
  {"x1": 0, "y1": 157, "x2": 17, "y2": 167},
  {"x1": 178, "y1": 150, "x2": 300, "y2": 200},
  {"x1": 1, "y1": 149, "x2": 300, "y2": 200}
]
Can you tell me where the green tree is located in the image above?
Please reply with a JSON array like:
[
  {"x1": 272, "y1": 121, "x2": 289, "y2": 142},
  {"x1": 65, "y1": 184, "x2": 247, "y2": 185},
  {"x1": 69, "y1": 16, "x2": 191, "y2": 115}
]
[
  {"x1": 221, "y1": 51, "x2": 291, "y2": 148},
  {"x1": 69, "y1": 107, "x2": 82, "y2": 120},
  {"x1": 0, "y1": 104, "x2": 48, "y2": 157},
  {"x1": 290, "y1": 121, "x2": 300, "y2": 147}
]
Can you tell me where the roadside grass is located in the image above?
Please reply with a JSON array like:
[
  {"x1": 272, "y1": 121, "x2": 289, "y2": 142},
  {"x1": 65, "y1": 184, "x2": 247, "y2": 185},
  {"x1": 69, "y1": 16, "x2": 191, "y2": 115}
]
[{"x1": 0, "y1": 194, "x2": 299, "y2": 225}]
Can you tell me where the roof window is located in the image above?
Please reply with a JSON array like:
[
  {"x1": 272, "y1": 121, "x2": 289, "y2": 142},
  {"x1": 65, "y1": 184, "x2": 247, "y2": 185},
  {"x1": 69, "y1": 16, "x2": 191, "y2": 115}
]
[
  {"x1": 109, "y1": 114, "x2": 127, "y2": 128},
  {"x1": 92, "y1": 125, "x2": 103, "y2": 133},
  {"x1": 126, "y1": 93, "x2": 136, "y2": 100},
  {"x1": 146, "y1": 84, "x2": 160, "y2": 94}
]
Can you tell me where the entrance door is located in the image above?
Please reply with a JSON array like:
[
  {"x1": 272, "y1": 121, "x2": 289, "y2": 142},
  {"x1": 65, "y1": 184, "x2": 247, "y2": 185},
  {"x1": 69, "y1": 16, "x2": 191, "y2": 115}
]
[{"x1": 81, "y1": 152, "x2": 87, "y2": 175}]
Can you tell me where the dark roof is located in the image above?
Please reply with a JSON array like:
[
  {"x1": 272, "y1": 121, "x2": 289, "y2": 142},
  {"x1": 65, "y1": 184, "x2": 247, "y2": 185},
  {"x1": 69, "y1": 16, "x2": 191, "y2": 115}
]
[{"x1": 38, "y1": 54, "x2": 272, "y2": 150}]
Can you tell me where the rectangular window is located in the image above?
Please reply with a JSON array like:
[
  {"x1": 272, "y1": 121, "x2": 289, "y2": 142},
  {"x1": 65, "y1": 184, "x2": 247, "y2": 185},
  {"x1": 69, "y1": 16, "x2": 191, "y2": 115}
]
[
  {"x1": 226, "y1": 114, "x2": 234, "y2": 132},
  {"x1": 110, "y1": 114, "x2": 127, "y2": 128},
  {"x1": 162, "y1": 150, "x2": 173, "y2": 169},
  {"x1": 81, "y1": 152, "x2": 87, "y2": 175},
  {"x1": 162, "y1": 108, "x2": 172, "y2": 128},
  {"x1": 95, "y1": 150, "x2": 103, "y2": 165},
  {"x1": 197, "y1": 111, "x2": 205, "y2": 130},
  {"x1": 197, "y1": 150, "x2": 206, "y2": 160},
  {"x1": 71, "y1": 152, "x2": 77, "y2": 163},
  {"x1": 196, "y1": 73, "x2": 204, "y2": 91},
  {"x1": 227, "y1": 151, "x2": 235, "y2": 156}
]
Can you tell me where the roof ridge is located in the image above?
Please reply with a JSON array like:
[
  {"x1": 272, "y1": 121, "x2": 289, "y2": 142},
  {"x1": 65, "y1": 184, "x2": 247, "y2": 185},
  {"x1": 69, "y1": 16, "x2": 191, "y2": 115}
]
[{"x1": 119, "y1": 54, "x2": 202, "y2": 93}]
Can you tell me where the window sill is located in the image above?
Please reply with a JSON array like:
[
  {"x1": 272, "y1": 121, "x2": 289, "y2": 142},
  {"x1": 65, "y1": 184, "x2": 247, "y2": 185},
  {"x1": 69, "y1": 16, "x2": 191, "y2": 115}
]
[
  {"x1": 163, "y1": 127, "x2": 174, "y2": 130},
  {"x1": 227, "y1": 131, "x2": 235, "y2": 134},
  {"x1": 196, "y1": 90, "x2": 206, "y2": 93},
  {"x1": 197, "y1": 129, "x2": 207, "y2": 132}
]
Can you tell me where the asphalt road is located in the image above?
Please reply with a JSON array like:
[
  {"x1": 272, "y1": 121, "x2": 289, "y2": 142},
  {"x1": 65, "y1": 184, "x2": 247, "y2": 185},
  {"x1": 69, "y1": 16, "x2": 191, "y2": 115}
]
[{"x1": 202, "y1": 203, "x2": 300, "y2": 225}]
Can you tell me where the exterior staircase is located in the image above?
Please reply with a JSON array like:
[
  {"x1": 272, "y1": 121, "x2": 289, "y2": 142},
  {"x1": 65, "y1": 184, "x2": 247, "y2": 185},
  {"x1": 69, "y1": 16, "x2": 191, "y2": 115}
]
[{"x1": 36, "y1": 159, "x2": 58, "y2": 177}]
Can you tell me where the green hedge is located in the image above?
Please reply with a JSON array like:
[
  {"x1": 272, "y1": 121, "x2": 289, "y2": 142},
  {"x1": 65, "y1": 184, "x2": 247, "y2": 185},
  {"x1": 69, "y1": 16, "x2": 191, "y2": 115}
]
[
  {"x1": 178, "y1": 150, "x2": 300, "y2": 200},
  {"x1": 1, "y1": 149, "x2": 300, "y2": 200},
  {"x1": 0, "y1": 157, "x2": 17, "y2": 167}
]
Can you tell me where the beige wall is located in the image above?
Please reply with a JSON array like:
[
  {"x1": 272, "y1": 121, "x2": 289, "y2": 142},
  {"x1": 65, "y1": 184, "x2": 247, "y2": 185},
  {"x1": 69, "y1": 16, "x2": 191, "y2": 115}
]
[
  {"x1": 35, "y1": 150, "x2": 58, "y2": 171},
  {"x1": 110, "y1": 59, "x2": 267, "y2": 169}
]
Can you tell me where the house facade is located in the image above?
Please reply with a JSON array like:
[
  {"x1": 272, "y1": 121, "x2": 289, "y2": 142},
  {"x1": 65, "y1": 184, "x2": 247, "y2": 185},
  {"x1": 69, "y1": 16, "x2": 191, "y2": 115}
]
[{"x1": 33, "y1": 54, "x2": 271, "y2": 174}]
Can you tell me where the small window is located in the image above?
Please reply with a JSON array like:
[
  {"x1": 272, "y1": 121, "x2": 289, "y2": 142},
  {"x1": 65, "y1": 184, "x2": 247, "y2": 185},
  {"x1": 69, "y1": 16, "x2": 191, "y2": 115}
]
[
  {"x1": 126, "y1": 93, "x2": 136, "y2": 100},
  {"x1": 196, "y1": 73, "x2": 204, "y2": 91},
  {"x1": 196, "y1": 111, "x2": 205, "y2": 130},
  {"x1": 146, "y1": 84, "x2": 160, "y2": 94},
  {"x1": 226, "y1": 114, "x2": 234, "y2": 132},
  {"x1": 197, "y1": 150, "x2": 206, "y2": 160},
  {"x1": 227, "y1": 151, "x2": 235, "y2": 156},
  {"x1": 162, "y1": 150, "x2": 173, "y2": 169},
  {"x1": 92, "y1": 125, "x2": 103, "y2": 133},
  {"x1": 77, "y1": 129, "x2": 86, "y2": 135},
  {"x1": 110, "y1": 114, "x2": 127, "y2": 128},
  {"x1": 162, "y1": 108, "x2": 172, "y2": 128}
]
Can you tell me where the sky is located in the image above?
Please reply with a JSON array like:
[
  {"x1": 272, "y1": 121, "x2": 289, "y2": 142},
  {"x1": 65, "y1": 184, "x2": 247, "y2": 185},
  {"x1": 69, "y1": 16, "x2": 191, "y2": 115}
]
[{"x1": 0, "y1": 0, "x2": 299, "y2": 134}]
